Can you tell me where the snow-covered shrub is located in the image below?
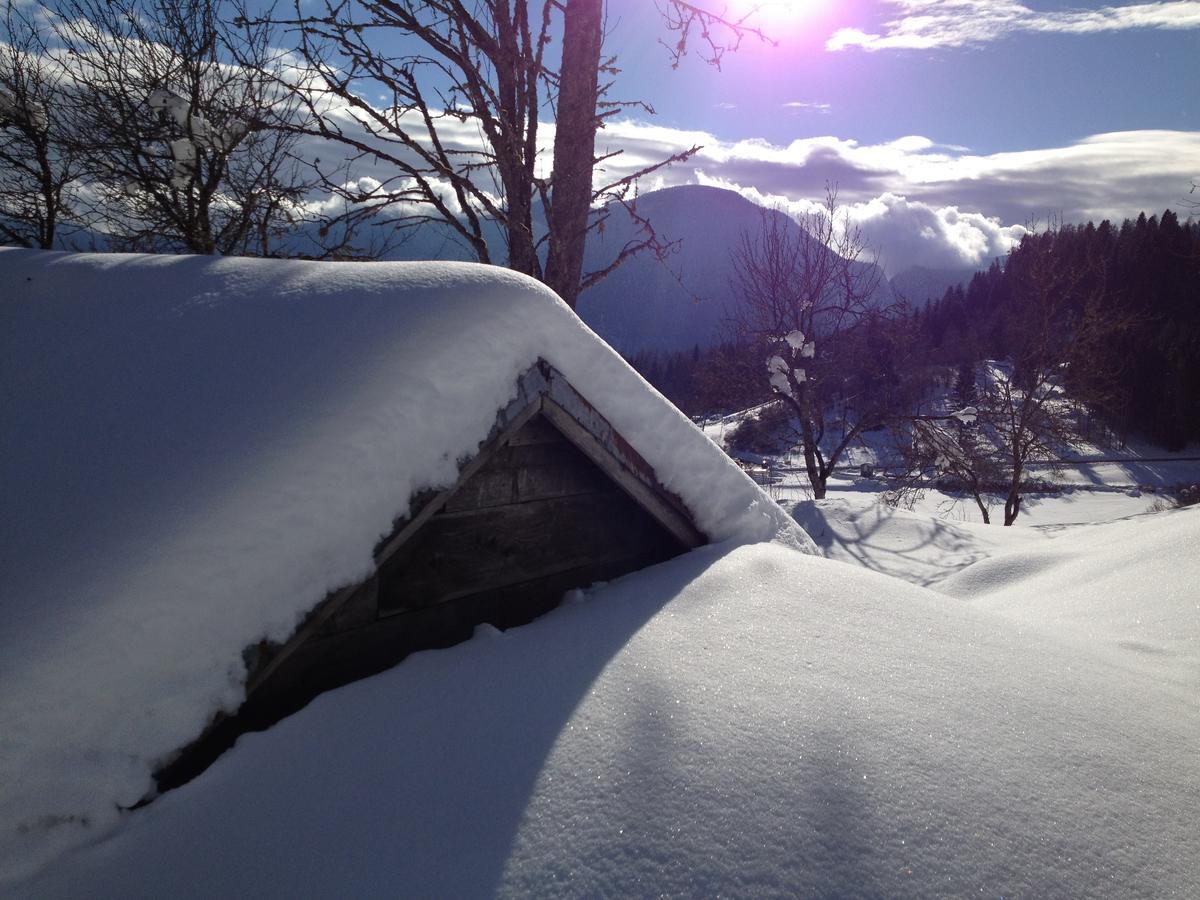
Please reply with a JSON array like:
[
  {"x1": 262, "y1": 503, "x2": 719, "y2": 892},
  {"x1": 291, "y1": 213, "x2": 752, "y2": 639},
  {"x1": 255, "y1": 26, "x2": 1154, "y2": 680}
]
[
  {"x1": 728, "y1": 402, "x2": 792, "y2": 454},
  {"x1": 1151, "y1": 482, "x2": 1200, "y2": 512}
]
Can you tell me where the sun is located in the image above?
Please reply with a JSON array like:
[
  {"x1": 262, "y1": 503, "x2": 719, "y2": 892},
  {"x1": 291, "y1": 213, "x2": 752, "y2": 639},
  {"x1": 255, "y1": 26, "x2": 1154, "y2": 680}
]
[
  {"x1": 728, "y1": 0, "x2": 816, "y2": 22},
  {"x1": 724, "y1": 0, "x2": 822, "y2": 35}
]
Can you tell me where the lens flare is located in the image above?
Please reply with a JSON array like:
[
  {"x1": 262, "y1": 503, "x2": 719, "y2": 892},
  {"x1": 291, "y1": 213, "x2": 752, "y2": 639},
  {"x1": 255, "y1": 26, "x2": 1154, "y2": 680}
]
[{"x1": 725, "y1": 0, "x2": 823, "y2": 39}]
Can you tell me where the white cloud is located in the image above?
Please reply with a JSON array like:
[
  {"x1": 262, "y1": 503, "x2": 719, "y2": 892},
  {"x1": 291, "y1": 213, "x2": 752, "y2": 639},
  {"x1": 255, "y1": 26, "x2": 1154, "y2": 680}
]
[
  {"x1": 224, "y1": 82, "x2": 1198, "y2": 278},
  {"x1": 590, "y1": 120, "x2": 1199, "y2": 273},
  {"x1": 828, "y1": 0, "x2": 1200, "y2": 51},
  {"x1": 691, "y1": 173, "x2": 1024, "y2": 274},
  {"x1": 848, "y1": 193, "x2": 1027, "y2": 273},
  {"x1": 600, "y1": 119, "x2": 1199, "y2": 216},
  {"x1": 782, "y1": 101, "x2": 832, "y2": 114}
]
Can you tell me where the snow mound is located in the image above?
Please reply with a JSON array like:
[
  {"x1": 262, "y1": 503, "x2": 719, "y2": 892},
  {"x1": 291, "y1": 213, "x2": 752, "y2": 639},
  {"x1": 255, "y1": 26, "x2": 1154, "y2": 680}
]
[
  {"x1": 940, "y1": 506, "x2": 1200, "y2": 698},
  {"x1": 796, "y1": 495, "x2": 1198, "y2": 699},
  {"x1": 791, "y1": 496, "x2": 1020, "y2": 587},
  {"x1": 0, "y1": 248, "x2": 808, "y2": 884},
  {"x1": 12, "y1": 543, "x2": 1199, "y2": 897},
  {"x1": 937, "y1": 548, "x2": 1075, "y2": 596}
]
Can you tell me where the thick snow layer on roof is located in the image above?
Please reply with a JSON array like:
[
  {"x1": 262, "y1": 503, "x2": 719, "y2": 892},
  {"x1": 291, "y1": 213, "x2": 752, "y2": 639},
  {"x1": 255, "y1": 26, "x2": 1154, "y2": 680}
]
[
  {"x1": 11, "y1": 532, "x2": 1199, "y2": 897},
  {"x1": 0, "y1": 247, "x2": 808, "y2": 883}
]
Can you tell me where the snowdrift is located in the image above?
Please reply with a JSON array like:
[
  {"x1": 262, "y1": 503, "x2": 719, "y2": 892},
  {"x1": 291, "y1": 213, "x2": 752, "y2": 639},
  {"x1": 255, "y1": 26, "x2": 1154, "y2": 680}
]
[
  {"x1": 941, "y1": 506, "x2": 1200, "y2": 699},
  {"x1": 0, "y1": 248, "x2": 806, "y2": 883},
  {"x1": 12, "y1": 539, "x2": 1199, "y2": 897},
  {"x1": 797, "y1": 495, "x2": 1199, "y2": 701}
]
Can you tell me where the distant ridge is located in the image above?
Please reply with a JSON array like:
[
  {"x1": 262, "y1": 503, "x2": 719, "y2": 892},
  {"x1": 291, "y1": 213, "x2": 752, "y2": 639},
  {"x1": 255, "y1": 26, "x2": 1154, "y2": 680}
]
[
  {"x1": 577, "y1": 185, "x2": 893, "y2": 355},
  {"x1": 889, "y1": 264, "x2": 981, "y2": 307}
]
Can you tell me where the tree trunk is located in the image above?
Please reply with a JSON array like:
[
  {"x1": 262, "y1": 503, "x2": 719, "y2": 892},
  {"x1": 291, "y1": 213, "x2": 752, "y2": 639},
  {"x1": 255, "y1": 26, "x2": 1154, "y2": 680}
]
[
  {"x1": 493, "y1": 1, "x2": 538, "y2": 278},
  {"x1": 545, "y1": 0, "x2": 602, "y2": 309},
  {"x1": 796, "y1": 390, "x2": 826, "y2": 499},
  {"x1": 1003, "y1": 484, "x2": 1021, "y2": 525}
]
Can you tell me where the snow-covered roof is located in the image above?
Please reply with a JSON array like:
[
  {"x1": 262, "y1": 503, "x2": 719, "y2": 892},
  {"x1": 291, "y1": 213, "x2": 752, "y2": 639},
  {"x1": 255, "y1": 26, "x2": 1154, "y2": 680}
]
[{"x1": 0, "y1": 247, "x2": 810, "y2": 883}]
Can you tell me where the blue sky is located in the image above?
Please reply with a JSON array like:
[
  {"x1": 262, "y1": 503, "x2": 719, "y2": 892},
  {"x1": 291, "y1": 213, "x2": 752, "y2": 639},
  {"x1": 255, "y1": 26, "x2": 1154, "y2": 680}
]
[
  {"x1": 578, "y1": 0, "x2": 1200, "y2": 271},
  {"x1": 628, "y1": 2, "x2": 1197, "y2": 150},
  {"x1": 305, "y1": 1, "x2": 1198, "y2": 273}
]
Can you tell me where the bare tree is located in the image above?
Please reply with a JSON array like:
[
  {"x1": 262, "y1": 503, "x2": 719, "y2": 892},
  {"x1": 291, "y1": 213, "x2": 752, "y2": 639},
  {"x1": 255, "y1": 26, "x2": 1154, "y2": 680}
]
[
  {"x1": 0, "y1": 1, "x2": 82, "y2": 248},
  {"x1": 47, "y1": 0, "x2": 312, "y2": 255},
  {"x1": 898, "y1": 230, "x2": 1132, "y2": 525},
  {"x1": 730, "y1": 188, "x2": 890, "y2": 499},
  {"x1": 903, "y1": 401, "x2": 998, "y2": 523},
  {"x1": 259, "y1": 0, "x2": 768, "y2": 306},
  {"x1": 656, "y1": 0, "x2": 775, "y2": 69}
]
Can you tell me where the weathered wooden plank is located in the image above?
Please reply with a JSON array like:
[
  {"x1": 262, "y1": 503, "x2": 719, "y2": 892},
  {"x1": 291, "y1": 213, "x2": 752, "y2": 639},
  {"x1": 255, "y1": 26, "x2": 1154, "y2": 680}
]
[
  {"x1": 249, "y1": 554, "x2": 663, "y2": 714},
  {"x1": 492, "y1": 438, "x2": 584, "y2": 469},
  {"x1": 443, "y1": 429, "x2": 614, "y2": 512},
  {"x1": 378, "y1": 490, "x2": 674, "y2": 615},
  {"x1": 505, "y1": 414, "x2": 564, "y2": 446},
  {"x1": 371, "y1": 395, "x2": 543, "y2": 566},
  {"x1": 315, "y1": 577, "x2": 378, "y2": 637},
  {"x1": 541, "y1": 396, "x2": 706, "y2": 550}
]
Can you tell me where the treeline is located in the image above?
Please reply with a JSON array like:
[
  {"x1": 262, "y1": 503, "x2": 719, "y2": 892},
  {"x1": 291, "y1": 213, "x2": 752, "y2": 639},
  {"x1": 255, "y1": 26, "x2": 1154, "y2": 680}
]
[
  {"x1": 630, "y1": 343, "x2": 772, "y2": 419},
  {"x1": 916, "y1": 210, "x2": 1200, "y2": 449}
]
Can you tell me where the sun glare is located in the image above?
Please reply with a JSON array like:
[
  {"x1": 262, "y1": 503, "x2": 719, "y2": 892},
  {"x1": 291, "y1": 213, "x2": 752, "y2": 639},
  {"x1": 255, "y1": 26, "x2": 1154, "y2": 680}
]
[
  {"x1": 722, "y1": 0, "x2": 825, "y2": 42},
  {"x1": 730, "y1": 0, "x2": 818, "y2": 27}
]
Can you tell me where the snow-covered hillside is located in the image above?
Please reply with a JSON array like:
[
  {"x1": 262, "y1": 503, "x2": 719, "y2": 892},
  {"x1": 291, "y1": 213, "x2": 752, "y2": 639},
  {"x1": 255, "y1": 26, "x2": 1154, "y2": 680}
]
[{"x1": 577, "y1": 185, "x2": 895, "y2": 354}]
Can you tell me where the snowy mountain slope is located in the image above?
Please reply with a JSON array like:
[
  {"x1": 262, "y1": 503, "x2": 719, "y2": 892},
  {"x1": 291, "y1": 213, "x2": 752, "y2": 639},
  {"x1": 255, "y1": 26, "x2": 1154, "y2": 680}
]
[
  {"x1": 577, "y1": 185, "x2": 895, "y2": 354},
  {"x1": 12, "y1": 539, "x2": 1198, "y2": 897},
  {"x1": 0, "y1": 248, "x2": 807, "y2": 886},
  {"x1": 576, "y1": 185, "x2": 760, "y2": 354},
  {"x1": 889, "y1": 263, "x2": 980, "y2": 306}
]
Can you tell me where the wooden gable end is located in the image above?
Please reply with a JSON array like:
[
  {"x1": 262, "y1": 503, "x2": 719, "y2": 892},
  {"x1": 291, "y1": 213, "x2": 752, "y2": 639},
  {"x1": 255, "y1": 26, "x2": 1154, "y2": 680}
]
[{"x1": 156, "y1": 361, "x2": 705, "y2": 792}]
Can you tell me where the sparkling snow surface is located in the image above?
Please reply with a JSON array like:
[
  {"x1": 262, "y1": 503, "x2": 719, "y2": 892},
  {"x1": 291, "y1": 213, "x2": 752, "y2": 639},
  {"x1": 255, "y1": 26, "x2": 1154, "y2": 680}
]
[
  {"x1": 13, "y1": 518, "x2": 1200, "y2": 897},
  {"x1": 0, "y1": 249, "x2": 806, "y2": 884}
]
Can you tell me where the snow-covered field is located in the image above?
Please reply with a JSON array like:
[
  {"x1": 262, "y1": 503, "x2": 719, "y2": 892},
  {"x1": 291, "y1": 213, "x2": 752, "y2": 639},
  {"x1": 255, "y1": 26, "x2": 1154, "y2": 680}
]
[
  {"x1": 706, "y1": 402, "x2": 1200, "y2": 527},
  {"x1": 3, "y1": 249, "x2": 1197, "y2": 896},
  {"x1": 11, "y1": 490, "x2": 1199, "y2": 897}
]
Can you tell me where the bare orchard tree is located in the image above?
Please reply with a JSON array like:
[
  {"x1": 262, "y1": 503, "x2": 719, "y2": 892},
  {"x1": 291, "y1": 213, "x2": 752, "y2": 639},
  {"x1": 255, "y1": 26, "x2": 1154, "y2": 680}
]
[
  {"x1": 901, "y1": 231, "x2": 1132, "y2": 526},
  {"x1": 730, "y1": 188, "x2": 889, "y2": 499},
  {"x1": 49, "y1": 0, "x2": 312, "y2": 255},
  {"x1": 265, "y1": 0, "x2": 768, "y2": 307},
  {"x1": 980, "y1": 228, "x2": 1137, "y2": 525},
  {"x1": 0, "y1": 1, "x2": 83, "y2": 248},
  {"x1": 903, "y1": 400, "x2": 998, "y2": 523}
]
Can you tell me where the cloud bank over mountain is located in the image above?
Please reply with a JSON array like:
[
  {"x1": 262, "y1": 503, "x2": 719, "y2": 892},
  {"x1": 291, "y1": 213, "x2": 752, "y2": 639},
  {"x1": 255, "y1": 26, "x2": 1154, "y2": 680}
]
[
  {"x1": 283, "y1": 85, "x2": 1196, "y2": 277},
  {"x1": 594, "y1": 121, "x2": 1198, "y2": 273}
]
